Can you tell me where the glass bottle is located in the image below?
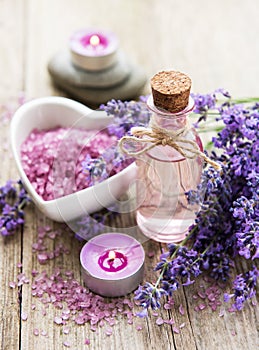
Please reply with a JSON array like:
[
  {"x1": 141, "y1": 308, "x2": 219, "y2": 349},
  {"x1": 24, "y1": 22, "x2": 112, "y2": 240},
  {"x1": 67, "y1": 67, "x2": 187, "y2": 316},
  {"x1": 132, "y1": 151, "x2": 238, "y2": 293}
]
[{"x1": 136, "y1": 95, "x2": 203, "y2": 243}]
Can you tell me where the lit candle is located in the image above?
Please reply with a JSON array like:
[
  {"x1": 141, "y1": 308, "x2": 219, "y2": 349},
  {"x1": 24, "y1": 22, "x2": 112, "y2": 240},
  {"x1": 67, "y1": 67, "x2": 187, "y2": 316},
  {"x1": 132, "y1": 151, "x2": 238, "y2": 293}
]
[
  {"x1": 70, "y1": 28, "x2": 119, "y2": 71},
  {"x1": 98, "y1": 250, "x2": 128, "y2": 272},
  {"x1": 80, "y1": 233, "x2": 145, "y2": 297}
]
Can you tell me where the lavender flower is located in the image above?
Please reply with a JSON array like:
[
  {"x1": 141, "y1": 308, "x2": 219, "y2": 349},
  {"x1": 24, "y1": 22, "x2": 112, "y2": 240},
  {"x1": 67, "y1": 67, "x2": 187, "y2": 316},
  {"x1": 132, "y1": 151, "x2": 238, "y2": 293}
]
[
  {"x1": 0, "y1": 180, "x2": 30, "y2": 236},
  {"x1": 191, "y1": 89, "x2": 230, "y2": 123},
  {"x1": 100, "y1": 99, "x2": 151, "y2": 137},
  {"x1": 224, "y1": 266, "x2": 259, "y2": 310}
]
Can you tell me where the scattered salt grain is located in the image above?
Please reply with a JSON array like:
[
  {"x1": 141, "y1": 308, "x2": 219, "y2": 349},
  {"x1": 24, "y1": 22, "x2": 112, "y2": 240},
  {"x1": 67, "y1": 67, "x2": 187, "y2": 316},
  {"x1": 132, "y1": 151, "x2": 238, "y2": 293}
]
[
  {"x1": 208, "y1": 293, "x2": 216, "y2": 302},
  {"x1": 164, "y1": 303, "x2": 172, "y2": 310},
  {"x1": 63, "y1": 341, "x2": 71, "y2": 347},
  {"x1": 198, "y1": 291, "x2": 206, "y2": 299},
  {"x1": 219, "y1": 309, "x2": 225, "y2": 317},
  {"x1": 37, "y1": 253, "x2": 49, "y2": 264},
  {"x1": 105, "y1": 328, "x2": 113, "y2": 336},
  {"x1": 156, "y1": 317, "x2": 164, "y2": 326},
  {"x1": 63, "y1": 327, "x2": 70, "y2": 335},
  {"x1": 54, "y1": 316, "x2": 63, "y2": 325},
  {"x1": 148, "y1": 251, "x2": 155, "y2": 258},
  {"x1": 179, "y1": 304, "x2": 185, "y2": 315},
  {"x1": 21, "y1": 312, "x2": 28, "y2": 321},
  {"x1": 210, "y1": 304, "x2": 217, "y2": 312},
  {"x1": 85, "y1": 338, "x2": 90, "y2": 345},
  {"x1": 179, "y1": 323, "x2": 186, "y2": 329},
  {"x1": 198, "y1": 303, "x2": 207, "y2": 311},
  {"x1": 33, "y1": 329, "x2": 39, "y2": 336},
  {"x1": 164, "y1": 319, "x2": 175, "y2": 325},
  {"x1": 9, "y1": 281, "x2": 16, "y2": 289},
  {"x1": 173, "y1": 326, "x2": 180, "y2": 334},
  {"x1": 90, "y1": 325, "x2": 97, "y2": 332}
]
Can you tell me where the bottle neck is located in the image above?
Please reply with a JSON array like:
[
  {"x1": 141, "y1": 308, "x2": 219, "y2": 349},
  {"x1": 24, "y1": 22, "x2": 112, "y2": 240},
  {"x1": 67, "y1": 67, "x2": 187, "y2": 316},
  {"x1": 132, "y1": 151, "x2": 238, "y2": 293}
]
[{"x1": 147, "y1": 95, "x2": 194, "y2": 131}]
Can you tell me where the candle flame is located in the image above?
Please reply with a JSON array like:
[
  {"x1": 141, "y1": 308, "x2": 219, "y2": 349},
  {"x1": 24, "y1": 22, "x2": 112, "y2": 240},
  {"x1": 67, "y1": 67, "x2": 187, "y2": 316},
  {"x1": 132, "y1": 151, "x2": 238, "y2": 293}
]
[
  {"x1": 89, "y1": 34, "x2": 100, "y2": 47},
  {"x1": 108, "y1": 250, "x2": 116, "y2": 260}
]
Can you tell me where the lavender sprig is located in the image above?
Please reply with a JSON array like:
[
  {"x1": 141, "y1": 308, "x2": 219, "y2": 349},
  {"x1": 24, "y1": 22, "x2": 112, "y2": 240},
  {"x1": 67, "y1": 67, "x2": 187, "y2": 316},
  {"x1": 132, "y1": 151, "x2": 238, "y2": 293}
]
[{"x1": 0, "y1": 180, "x2": 31, "y2": 236}]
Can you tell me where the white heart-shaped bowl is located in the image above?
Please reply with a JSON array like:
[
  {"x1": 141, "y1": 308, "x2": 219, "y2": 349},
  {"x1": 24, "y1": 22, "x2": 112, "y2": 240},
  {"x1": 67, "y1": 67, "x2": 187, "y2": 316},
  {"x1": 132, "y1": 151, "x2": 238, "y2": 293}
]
[{"x1": 10, "y1": 96, "x2": 136, "y2": 222}]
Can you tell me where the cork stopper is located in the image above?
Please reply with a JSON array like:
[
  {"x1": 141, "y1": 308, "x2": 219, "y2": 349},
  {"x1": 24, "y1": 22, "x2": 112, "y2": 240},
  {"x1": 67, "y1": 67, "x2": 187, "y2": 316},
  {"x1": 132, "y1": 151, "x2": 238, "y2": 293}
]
[{"x1": 151, "y1": 70, "x2": 192, "y2": 113}]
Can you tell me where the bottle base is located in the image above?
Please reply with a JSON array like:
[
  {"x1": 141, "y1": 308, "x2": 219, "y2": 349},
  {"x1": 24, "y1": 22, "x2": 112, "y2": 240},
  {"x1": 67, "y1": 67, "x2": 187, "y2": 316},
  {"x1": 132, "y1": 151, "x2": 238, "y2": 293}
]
[{"x1": 136, "y1": 211, "x2": 194, "y2": 243}]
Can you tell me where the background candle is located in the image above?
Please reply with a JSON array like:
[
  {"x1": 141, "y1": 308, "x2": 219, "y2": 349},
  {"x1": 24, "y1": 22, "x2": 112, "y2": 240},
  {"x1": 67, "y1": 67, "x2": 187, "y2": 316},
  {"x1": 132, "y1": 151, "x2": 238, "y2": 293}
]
[
  {"x1": 80, "y1": 233, "x2": 145, "y2": 297},
  {"x1": 70, "y1": 28, "x2": 119, "y2": 71}
]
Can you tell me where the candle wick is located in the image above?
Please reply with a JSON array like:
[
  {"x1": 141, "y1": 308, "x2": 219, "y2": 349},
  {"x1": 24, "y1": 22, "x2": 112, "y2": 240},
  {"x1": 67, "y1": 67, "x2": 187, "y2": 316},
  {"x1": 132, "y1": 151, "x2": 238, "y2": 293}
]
[{"x1": 108, "y1": 250, "x2": 116, "y2": 261}]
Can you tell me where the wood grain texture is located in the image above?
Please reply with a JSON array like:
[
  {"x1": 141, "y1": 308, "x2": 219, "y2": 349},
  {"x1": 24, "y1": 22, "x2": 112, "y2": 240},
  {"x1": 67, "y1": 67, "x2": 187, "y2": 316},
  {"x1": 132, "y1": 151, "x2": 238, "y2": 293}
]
[{"x1": 0, "y1": 0, "x2": 258, "y2": 349}]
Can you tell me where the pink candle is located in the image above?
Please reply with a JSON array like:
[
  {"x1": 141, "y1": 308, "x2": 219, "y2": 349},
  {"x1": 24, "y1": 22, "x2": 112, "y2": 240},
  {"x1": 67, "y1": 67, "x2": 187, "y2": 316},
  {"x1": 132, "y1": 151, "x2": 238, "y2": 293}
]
[
  {"x1": 70, "y1": 28, "x2": 119, "y2": 71},
  {"x1": 80, "y1": 233, "x2": 145, "y2": 297}
]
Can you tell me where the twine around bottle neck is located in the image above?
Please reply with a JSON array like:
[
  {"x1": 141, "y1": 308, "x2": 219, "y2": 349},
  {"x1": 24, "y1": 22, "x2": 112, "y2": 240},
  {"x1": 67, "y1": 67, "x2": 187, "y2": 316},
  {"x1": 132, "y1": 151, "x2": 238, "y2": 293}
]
[{"x1": 118, "y1": 114, "x2": 221, "y2": 171}]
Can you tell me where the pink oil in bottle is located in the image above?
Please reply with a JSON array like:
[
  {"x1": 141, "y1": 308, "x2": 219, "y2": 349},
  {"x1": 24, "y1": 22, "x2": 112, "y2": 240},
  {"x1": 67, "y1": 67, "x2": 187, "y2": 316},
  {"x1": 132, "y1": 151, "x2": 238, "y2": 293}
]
[{"x1": 136, "y1": 96, "x2": 203, "y2": 243}]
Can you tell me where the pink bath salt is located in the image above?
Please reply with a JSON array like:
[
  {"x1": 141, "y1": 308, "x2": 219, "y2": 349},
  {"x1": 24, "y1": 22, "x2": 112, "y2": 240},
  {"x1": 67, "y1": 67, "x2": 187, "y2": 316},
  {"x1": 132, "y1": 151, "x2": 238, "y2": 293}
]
[
  {"x1": 63, "y1": 327, "x2": 70, "y2": 334},
  {"x1": 136, "y1": 325, "x2": 143, "y2": 331},
  {"x1": 219, "y1": 309, "x2": 225, "y2": 317},
  {"x1": 155, "y1": 317, "x2": 164, "y2": 326},
  {"x1": 210, "y1": 304, "x2": 217, "y2": 312},
  {"x1": 148, "y1": 251, "x2": 155, "y2": 258},
  {"x1": 37, "y1": 253, "x2": 49, "y2": 264},
  {"x1": 21, "y1": 312, "x2": 28, "y2": 321},
  {"x1": 105, "y1": 328, "x2": 113, "y2": 336},
  {"x1": 20, "y1": 127, "x2": 127, "y2": 201},
  {"x1": 164, "y1": 319, "x2": 175, "y2": 325},
  {"x1": 85, "y1": 338, "x2": 90, "y2": 345},
  {"x1": 164, "y1": 303, "x2": 172, "y2": 310},
  {"x1": 63, "y1": 341, "x2": 71, "y2": 347},
  {"x1": 9, "y1": 281, "x2": 16, "y2": 289},
  {"x1": 173, "y1": 326, "x2": 180, "y2": 334},
  {"x1": 179, "y1": 304, "x2": 185, "y2": 315},
  {"x1": 198, "y1": 291, "x2": 206, "y2": 299},
  {"x1": 198, "y1": 303, "x2": 207, "y2": 311},
  {"x1": 33, "y1": 329, "x2": 39, "y2": 336},
  {"x1": 208, "y1": 293, "x2": 216, "y2": 302},
  {"x1": 54, "y1": 316, "x2": 63, "y2": 325}
]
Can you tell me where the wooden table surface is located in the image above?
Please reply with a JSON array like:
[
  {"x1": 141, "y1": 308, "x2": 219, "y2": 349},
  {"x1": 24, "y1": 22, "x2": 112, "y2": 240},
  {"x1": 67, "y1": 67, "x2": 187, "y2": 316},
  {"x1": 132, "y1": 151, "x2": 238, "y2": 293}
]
[{"x1": 0, "y1": 1, "x2": 258, "y2": 349}]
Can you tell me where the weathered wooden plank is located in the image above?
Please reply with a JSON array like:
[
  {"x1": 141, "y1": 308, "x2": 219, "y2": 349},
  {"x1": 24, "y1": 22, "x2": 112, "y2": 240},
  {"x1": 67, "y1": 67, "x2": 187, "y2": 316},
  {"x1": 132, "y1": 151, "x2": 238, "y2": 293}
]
[{"x1": 0, "y1": 1, "x2": 25, "y2": 350}]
